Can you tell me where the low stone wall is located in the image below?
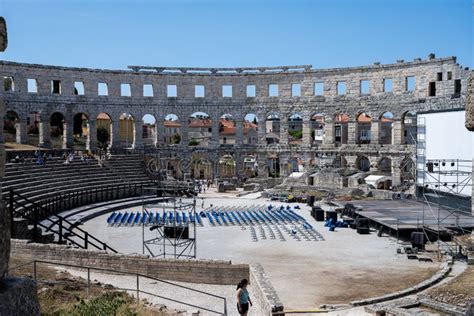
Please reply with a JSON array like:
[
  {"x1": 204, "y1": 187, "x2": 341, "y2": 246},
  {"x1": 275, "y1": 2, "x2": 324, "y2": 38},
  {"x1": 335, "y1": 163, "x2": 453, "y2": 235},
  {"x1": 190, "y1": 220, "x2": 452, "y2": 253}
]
[
  {"x1": 11, "y1": 239, "x2": 248, "y2": 285},
  {"x1": 250, "y1": 263, "x2": 284, "y2": 315}
]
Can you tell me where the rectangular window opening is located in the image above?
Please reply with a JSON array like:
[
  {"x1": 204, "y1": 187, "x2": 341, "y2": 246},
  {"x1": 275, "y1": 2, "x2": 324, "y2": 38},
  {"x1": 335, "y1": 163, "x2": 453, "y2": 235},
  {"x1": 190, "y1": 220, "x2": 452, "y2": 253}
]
[
  {"x1": 383, "y1": 78, "x2": 392, "y2": 92},
  {"x1": 51, "y1": 80, "x2": 61, "y2": 94},
  {"x1": 74, "y1": 81, "x2": 85, "y2": 95},
  {"x1": 447, "y1": 72, "x2": 452, "y2": 80},
  {"x1": 406, "y1": 76, "x2": 415, "y2": 92},
  {"x1": 437, "y1": 72, "x2": 443, "y2": 81},
  {"x1": 195, "y1": 85, "x2": 205, "y2": 98},
  {"x1": 314, "y1": 82, "x2": 324, "y2": 96},
  {"x1": 246, "y1": 85, "x2": 256, "y2": 97},
  {"x1": 3, "y1": 76, "x2": 14, "y2": 92},
  {"x1": 222, "y1": 85, "x2": 232, "y2": 98},
  {"x1": 120, "y1": 83, "x2": 131, "y2": 97},
  {"x1": 143, "y1": 84, "x2": 153, "y2": 97},
  {"x1": 27, "y1": 79, "x2": 37, "y2": 93},
  {"x1": 269, "y1": 84, "x2": 279, "y2": 97},
  {"x1": 454, "y1": 79, "x2": 461, "y2": 94},
  {"x1": 98, "y1": 82, "x2": 108, "y2": 96},
  {"x1": 337, "y1": 81, "x2": 346, "y2": 95},
  {"x1": 291, "y1": 83, "x2": 301, "y2": 97},
  {"x1": 360, "y1": 80, "x2": 370, "y2": 94},
  {"x1": 428, "y1": 82, "x2": 436, "y2": 96},
  {"x1": 167, "y1": 85, "x2": 177, "y2": 97}
]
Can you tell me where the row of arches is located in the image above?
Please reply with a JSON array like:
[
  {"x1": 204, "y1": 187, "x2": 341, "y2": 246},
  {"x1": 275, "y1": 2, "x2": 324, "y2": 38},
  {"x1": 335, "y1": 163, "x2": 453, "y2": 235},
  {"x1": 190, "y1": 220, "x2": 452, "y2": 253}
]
[{"x1": 3, "y1": 109, "x2": 417, "y2": 149}]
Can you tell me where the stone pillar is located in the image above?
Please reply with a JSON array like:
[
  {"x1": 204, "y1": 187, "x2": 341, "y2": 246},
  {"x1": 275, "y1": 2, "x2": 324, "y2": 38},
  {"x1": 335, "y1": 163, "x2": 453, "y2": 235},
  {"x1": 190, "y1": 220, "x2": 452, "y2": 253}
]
[
  {"x1": 369, "y1": 156, "x2": 379, "y2": 173},
  {"x1": 180, "y1": 119, "x2": 189, "y2": 146},
  {"x1": 257, "y1": 113, "x2": 266, "y2": 146},
  {"x1": 391, "y1": 157, "x2": 402, "y2": 186},
  {"x1": 257, "y1": 152, "x2": 267, "y2": 178},
  {"x1": 211, "y1": 118, "x2": 219, "y2": 147},
  {"x1": 38, "y1": 118, "x2": 51, "y2": 148},
  {"x1": 15, "y1": 121, "x2": 27, "y2": 144},
  {"x1": 133, "y1": 119, "x2": 143, "y2": 149},
  {"x1": 279, "y1": 115, "x2": 288, "y2": 146},
  {"x1": 345, "y1": 155, "x2": 357, "y2": 170},
  {"x1": 392, "y1": 120, "x2": 402, "y2": 145},
  {"x1": 110, "y1": 120, "x2": 121, "y2": 148},
  {"x1": 86, "y1": 119, "x2": 97, "y2": 151},
  {"x1": 370, "y1": 120, "x2": 379, "y2": 145},
  {"x1": 0, "y1": 94, "x2": 8, "y2": 281},
  {"x1": 63, "y1": 119, "x2": 74, "y2": 149},
  {"x1": 347, "y1": 121, "x2": 356, "y2": 145},
  {"x1": 235, "y1": 119, "x2": 243, "y2": 146},
  {"x1": 156, "y1": 119, "x2": 164, "y2": 147},
  {"x1": 323, "y1": 121, "x2": 334, "y2": 146},
  {"x1": 302, "y1": 114, "x2": 311, "y2": 147}
]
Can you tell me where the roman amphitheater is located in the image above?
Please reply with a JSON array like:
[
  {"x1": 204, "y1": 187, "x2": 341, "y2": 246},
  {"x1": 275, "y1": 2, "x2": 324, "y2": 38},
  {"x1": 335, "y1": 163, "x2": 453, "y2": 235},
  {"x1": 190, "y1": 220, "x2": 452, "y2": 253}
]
[{"x1": 1, "y1": 16, "x2": 474, "y2": 315}]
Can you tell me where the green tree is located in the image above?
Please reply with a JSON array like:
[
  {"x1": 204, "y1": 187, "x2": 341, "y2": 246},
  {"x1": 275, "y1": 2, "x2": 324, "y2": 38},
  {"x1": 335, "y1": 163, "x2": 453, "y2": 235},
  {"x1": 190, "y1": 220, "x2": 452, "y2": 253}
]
[{"x1": 97, "y1": 126, "x2": 110, "y2": 147}]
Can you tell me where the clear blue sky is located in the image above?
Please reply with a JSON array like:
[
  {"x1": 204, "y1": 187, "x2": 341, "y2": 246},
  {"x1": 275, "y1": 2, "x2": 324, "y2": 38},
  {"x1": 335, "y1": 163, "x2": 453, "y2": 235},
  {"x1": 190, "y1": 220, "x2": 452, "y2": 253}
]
[{"x1": 0, "y1": 0, "x2": 472, "y2": 69}]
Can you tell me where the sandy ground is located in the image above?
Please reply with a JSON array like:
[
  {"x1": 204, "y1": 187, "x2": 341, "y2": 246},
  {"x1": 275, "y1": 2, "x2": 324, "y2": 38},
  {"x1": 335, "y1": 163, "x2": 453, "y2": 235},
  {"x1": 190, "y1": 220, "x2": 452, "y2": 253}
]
[{"x1": 82, "y1": 193, "x2": 439, "y2": 310}]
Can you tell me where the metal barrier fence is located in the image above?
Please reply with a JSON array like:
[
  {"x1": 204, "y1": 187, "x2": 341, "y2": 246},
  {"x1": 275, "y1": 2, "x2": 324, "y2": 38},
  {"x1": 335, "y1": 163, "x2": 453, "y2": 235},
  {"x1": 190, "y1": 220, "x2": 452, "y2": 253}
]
[{"x1": 8, "y1": 260, "x2": 228, "y2": 315}]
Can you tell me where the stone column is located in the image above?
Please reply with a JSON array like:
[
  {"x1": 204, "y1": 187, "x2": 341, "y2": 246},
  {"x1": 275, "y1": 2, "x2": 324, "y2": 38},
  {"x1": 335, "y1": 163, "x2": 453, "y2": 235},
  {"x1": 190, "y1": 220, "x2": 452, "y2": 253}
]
[
  {"x1": 257, "y1": 152, "x2": 267, "y2": 178},
  {"x1": 347, "y1": 121, "x2": 356, "y2": 145},
  {"x1": 257, "y1": 113, "x2": 266, "y2": 146},
  {"x1": 63, "y1": 119, "x2": 74, "y2": 149},
  {"x1": 302, "y1": 114, "x2": 311, "y2": 147},
  {"x1": 133, "y1": 119, "x2": 143, "y2": 149},
  {"x1": 279, "y1": 115, "x2": 288, "y2": 146},
  {"x1": 370, "y1": 120, "x2": 379, "y2": 145},
  {"x1": 180, "y1": 119, "x2": 189, "y2": 146},
  {"x1": 15, "y1": 121, "x2": 27, "y2": 144},
  {"x1": 345, "y1": 155, "x2": 357, "y2": 170},
  {"x1": 86, "y1": 119, "x2": 97, "y2": 151},
  {"x1": 235, "y1": 119, "x2": 243, "y2": 146},
  {"x1": 156, "y1": 119, "x2": 164, "y2": 147},
  {"x1": 391, "y1": 157, "x2": 402, "y2": 186},
  {"x1": 110, "y1": 120, "x2": 121, "y2": 148},
  {"x1": 369, "y1": 156, "x2": 379, "y2": 173},
  {"x1": 211, "y1": 118, "x2": 219, "y2": 147},
  {"x1": 38, "y1": 118, "x2": 51, "y2": 148},
  {"x1": 392, "y1": 120, "x2": 402, "y2": 145},
  {"x1": 323, "y1": 121, "x2": 334, "y2": 146}
]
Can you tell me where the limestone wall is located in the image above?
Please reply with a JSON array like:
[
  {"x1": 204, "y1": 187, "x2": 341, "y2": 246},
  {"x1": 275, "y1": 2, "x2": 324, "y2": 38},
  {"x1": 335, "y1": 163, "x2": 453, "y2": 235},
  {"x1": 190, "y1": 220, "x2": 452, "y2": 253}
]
[
  {"x1": 11, "y1": 239, "x2": 248, "y2": 285},
  {"x1": 467, "y1": 71, "x2": 474, "y2": 214}
]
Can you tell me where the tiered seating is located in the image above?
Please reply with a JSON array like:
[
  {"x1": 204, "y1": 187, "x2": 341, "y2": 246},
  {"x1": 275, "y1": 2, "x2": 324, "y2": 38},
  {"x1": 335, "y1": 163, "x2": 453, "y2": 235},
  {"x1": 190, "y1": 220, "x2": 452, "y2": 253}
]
[{"x1": 2, "y1": 155, "x2": 155, "y2": 212}]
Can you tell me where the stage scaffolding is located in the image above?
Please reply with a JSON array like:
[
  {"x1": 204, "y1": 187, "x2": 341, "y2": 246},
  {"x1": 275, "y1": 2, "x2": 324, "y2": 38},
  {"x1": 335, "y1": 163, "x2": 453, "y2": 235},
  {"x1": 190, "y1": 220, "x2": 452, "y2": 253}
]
[
  {"x1": 141, "y1": 187, "x2": 197, "y2": 259},
  {"x1": 417, "y1": 158, "x2": 472, "y2": 258}
]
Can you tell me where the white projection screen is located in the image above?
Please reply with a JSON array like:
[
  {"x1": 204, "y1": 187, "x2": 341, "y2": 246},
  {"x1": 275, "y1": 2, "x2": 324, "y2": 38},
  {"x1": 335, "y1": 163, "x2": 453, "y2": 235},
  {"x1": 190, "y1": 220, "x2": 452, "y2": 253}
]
[{"x1": 417, "y1": 110, "x2": 473, "y2": 196}]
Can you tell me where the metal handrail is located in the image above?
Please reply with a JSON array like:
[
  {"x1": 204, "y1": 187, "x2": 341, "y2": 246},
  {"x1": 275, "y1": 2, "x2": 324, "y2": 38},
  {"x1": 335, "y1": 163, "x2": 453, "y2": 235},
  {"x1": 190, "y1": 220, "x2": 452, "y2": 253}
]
[{"x1": 8, "y1": 260, "x2": 227, "y2": 315}]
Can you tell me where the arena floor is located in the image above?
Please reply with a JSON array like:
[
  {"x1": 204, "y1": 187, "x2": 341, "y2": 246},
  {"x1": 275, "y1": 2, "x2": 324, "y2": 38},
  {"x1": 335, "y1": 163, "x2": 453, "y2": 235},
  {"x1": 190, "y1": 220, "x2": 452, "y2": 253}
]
[{"x1": 82, "y1": 194, "x2": 440, "y2": 310}]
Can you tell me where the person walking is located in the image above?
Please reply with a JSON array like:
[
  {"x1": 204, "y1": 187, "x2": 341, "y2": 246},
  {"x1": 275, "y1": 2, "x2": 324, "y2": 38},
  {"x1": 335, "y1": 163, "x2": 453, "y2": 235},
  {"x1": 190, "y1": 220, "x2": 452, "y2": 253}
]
[{"x1": 236, "y1": 279, "x2": 252, "y2": 315}]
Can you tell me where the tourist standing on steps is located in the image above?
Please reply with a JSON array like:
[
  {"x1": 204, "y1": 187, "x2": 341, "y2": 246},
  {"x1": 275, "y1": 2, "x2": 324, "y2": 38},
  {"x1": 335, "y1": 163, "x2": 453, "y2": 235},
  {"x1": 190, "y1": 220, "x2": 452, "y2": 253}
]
[{"x1": 236, "y1": 278, "x2": 252, "y2": 315}]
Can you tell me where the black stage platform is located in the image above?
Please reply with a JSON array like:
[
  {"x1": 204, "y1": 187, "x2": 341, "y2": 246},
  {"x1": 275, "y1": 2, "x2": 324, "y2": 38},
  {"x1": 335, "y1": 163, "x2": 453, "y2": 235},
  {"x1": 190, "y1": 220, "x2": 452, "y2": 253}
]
[{"x1": 353, "y1": 200, "x2": 474, "y2": 233}]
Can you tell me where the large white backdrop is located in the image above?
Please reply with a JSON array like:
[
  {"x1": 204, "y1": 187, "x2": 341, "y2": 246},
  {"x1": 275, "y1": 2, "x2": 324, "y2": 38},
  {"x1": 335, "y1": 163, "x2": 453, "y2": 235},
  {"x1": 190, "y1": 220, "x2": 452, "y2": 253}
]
[{"x1": 418, "y1": 111, "x2": 473, "y2": 196}]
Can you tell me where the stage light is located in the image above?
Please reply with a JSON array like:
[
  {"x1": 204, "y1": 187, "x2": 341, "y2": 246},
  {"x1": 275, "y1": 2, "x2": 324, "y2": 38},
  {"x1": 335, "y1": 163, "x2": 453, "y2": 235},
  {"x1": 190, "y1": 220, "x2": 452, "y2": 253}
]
[
  {"x1": 451, "y1": 162, "x2": 455, "y2": 167},
  {"x1": 435, "y1": 185, "x2": 439, "y2": 188},
  {"x1": 441, "y1": 162, "x2": 445, "y2": 166},
  {"x1": 443, "y1": 182, "x2": 447, "y2": 186},
  {"x1": 434, "y1": 163, "x2": 439, "y2": 167},
  {"x1": 452, "y1": 184, "x2": 456, "y2": 188}
]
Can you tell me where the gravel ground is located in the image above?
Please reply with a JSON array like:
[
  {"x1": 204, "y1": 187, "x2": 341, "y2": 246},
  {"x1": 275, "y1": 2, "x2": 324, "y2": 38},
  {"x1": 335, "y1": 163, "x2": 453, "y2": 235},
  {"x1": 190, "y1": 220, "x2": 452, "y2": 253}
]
[
  {"x1": 82, "y1": 192, "x2": 440, "y2": 310},
  {"x1": 63, "y1": 268, "x2": 260, "y2": 316}
]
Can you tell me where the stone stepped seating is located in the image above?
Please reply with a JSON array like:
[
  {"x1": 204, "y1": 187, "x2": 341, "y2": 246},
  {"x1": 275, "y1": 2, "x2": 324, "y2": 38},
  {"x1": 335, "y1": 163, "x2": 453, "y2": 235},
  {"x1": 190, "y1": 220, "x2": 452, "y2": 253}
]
[{"x1": 2, "y1": 154, "x2": 155, "y2": 213}]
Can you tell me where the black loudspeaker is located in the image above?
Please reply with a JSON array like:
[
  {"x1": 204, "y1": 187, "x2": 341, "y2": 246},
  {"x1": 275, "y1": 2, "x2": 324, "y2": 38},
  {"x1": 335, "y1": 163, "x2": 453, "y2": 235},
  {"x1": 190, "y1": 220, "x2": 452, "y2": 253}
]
[
  {"x1": 164, "y1": 226, "x2": 189, "y2": 239},
  {"x1": 315, "y1": 209, "x2": 325, "y2": 222},
  {"x1": 325, "y1": 211, "x2": 337, "y2": 222},
  {"x1": 307, "y1": 196, "x2": 315, "y2": 207}
]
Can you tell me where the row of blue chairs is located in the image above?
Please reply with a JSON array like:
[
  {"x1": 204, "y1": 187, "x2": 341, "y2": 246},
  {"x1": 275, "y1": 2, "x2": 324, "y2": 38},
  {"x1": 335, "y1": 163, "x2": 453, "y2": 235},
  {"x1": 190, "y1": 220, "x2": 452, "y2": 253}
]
[{"x1": 107, "y1": 210, "x2": 203, "y2": 227}]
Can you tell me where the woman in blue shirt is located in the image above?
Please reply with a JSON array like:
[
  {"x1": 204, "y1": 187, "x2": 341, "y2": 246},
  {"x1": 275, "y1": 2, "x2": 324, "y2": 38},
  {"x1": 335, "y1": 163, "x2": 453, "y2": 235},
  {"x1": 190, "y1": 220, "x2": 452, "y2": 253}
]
[{"x1": 236, "y1": 279, "x2": 252, "y2": 315}]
